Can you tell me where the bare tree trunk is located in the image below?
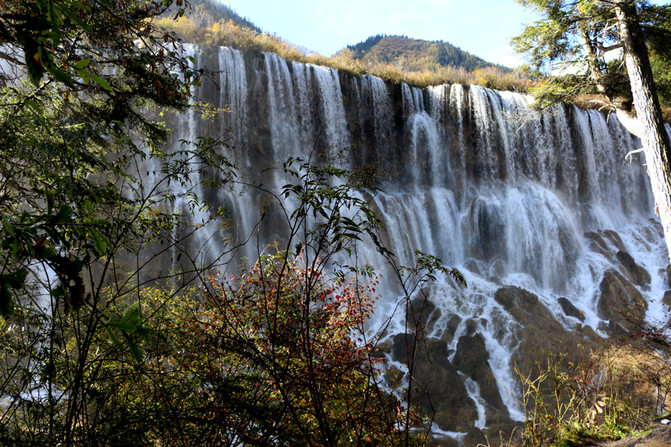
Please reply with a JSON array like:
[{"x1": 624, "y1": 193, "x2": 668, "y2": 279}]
[{"x1": 613, "y1": 0, "x2": 671, "y2": 263}]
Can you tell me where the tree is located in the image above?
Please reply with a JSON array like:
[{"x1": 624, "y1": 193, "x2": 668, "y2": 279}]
[
  {"x1": 513, "y1": 0, "x2": 671, "y2": 262},
  {"x1": 0, "y1": 152, "x2": 437, "y2": 445},
  {"x1": 151, "y1": 252, "x2": 411, "y2": 446},
  {"x1": 0, "y1": 3, "x2": 464, "y2": 444},
  {"x1": 0, "y1": 0, "x2": 202, "y2": 313},
  {"x1": 0, "y1": 1, "x2": 235, "y2": 444}
]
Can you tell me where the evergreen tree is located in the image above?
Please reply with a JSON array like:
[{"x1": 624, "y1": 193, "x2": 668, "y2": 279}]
[{"x1": 513, "y1": 0, "x2": 671, "y2": 262}]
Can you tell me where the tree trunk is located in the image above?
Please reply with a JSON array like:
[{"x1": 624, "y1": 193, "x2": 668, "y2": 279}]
[
  {"x1": 613, "y1": 0, "x2": 671, "y2": 263},
  {"x1": 580, "y1": 27, "x2": 606, "y2": 93}
]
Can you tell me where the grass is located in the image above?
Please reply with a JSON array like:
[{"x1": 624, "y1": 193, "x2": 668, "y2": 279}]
[{"x1": 154, "y1": 16, "x2": 534, "y2": 92}]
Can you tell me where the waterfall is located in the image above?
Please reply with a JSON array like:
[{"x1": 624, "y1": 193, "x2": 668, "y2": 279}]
[{"x1": 164, "y1": 44, "x2": 668, "y2": 434}]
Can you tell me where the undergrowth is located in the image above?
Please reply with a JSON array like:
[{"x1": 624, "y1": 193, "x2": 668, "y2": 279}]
[{"x1": 512, "y1": 340, "x2": 671, "y2": 447}]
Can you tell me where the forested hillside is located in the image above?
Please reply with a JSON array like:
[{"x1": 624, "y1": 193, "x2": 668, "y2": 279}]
[
  {"x1": 168, "y1": 0, "x2": 260, "y2": 31},
  {"x1": 158, "y1": 2, "x2": 528, "y2": 90},
  {"x1": 341, "y1": 34, "x2": 510, "y2": 72}
]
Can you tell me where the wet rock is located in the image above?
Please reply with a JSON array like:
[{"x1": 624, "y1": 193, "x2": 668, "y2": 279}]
[
  {"x1": 494, "y1": 286, "x2": 592, "y2": 375},
  {"x1": 372, "y1": 339, "x2": 392, "y2": 358},
  {"x1": 390, "y1": 333, "x2": 476, "y2": 431},
  {"x1": 584, "y1": 229, "x2": 627, "y2": 260},
  {"x1": 463, "y1": 258, "x2": 481, "y2": 275},
  {"x1": 616, "y1": 250, "x2": 651, "y2": 287},
  {"x1": 666, "y1": 265, "x2": 671, "y2": 288},
  {"x1": 442, "y1": 314, "x2": 462, "y2": 345},
  {"x1": 408, "y1": 295, "x2": 441, "y2": 333},
  {"x1": 426, "y1": 434, "x2": 460, "y2": 447},
  {"x1": 663, "y1": 290, "x2": 671, "y2": 309},
  {"x1": 469, "y1": 202, "x2": 506, "y2": 262},
  {"x1": 464, "y1": 428, "x2": 487, "y2": 447},
  {"x1": 464, "y1": 318, "x2": 478, "y2": 336},
  {"x1": 494, "y1": 286, "x2": 554, "y2": 326},
  {"x1": 597, "y1": 270, "x2": 647, "y2": 334},
  {"x1": 558, "y1": 297, "x2": 585, "y2": 321},
  {"x1": 452, "y1": 332, "x2": 509, "y2": 421},
  {"x1": 585, "y1": 231, "x2": 611, "y2": 258},
  {"x1": 603, "y1": 229, "x2": 627, "y2": 252},
  {"x1": 491, "y1": 258, "x2": 506, "y2": 281}
]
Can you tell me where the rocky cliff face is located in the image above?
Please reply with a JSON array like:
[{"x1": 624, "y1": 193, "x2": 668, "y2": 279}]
[{"x1": 154, "y1": 44, "x2": 670, "y2": 438}]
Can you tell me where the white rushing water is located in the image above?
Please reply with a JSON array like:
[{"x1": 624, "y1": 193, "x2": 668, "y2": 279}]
[{"x1": 164, "y1": 45, "x2": 668, "y2": 432}]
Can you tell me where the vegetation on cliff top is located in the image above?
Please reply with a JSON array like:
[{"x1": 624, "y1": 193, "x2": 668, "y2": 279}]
[
  {"x1": 340, "y1": 34, "x2": 508, "y2": 73},
  {"x1": 155, "y1": 1, "x2": 533, "y2": 91}
]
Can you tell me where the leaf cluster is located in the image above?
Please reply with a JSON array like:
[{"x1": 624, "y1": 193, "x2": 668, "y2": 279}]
[
  {"x1": 0, "y1": 0, "x2": 212, "y2": 315},
  {"x1": 513, "y1": 0, "x2": 671, "y2": 112}
]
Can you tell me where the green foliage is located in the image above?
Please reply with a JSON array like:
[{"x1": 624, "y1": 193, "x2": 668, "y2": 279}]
[
  {"x1": 0, "y1": 0, "x2": 239, "y2": 444},
  {"x1": 344, "y1": 35, "x2": 508, "y2": 73},
  {"x1": 0, "y1": 1, "x2": 462, "y2": 444},
  {"x1": 0, "y1": 0, "x2": 209, "y2": 316},
  {"x1": 513, "y1": 0, "x2": 671, "y2": 113},
  {"x1": 0, "y1": 149, "x2": 439, "y2": 445}
]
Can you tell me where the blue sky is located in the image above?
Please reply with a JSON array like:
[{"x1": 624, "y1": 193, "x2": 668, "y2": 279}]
[
  {"x1": 218, "y1": 0, "x2": 669, "y2": 68},
  {"x1": 218, "y1": 0, "x2": 541, "y2": 67}
]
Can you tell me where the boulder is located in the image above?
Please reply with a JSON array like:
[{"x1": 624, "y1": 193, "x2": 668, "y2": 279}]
[
  {"x1": 452, "y1": 332, "x2": 509, "y2": 422},
  {"x1": 426, "y1": 433, "x2": 460, "y2": 447},
  {"x1": 616, "y1": 250, "x2": 651, "y2": 287},
  {"x1": 391, "y1": 333, "x2": 477, "y2": 431},
  {"x1": 491, "y1": 258, "x2": 506, "y2": 281},
  {"x1": 664, "y1": 290, "x2": 671, "y2": 309},
  {"x1": 464, "y1": 428, "x2": 487, "y2": 447},
  {"x1": 494, "y1": 286, "x2": 558, "y2": 327},
  {"x1": 585, "y1": 230, "x2": 626, "y2": 260},
  {"x1": 494, "y1": 286, "x2": 592, "y2": 375},
  {"x1": 602, "y1": 229, "x2": 627, "y2": 252},
  {"x1": 408, "y1": 295, "x2": 441, "y2": 334},
  {"x1": 558, "y1": 297, "x2": 585, "y2": 321},
  {"x1": 372, "y1": 338, "x2": 392, "y2": 358},
  {"x1": 442, "y1": 314, "x2": 462, "y2": 345},
  {"x1": 597, "y1": 269, "x2": 647, "y2": 334},
  {"x1": 463, "y1": 258, "x2": 481, "y2": 275}
]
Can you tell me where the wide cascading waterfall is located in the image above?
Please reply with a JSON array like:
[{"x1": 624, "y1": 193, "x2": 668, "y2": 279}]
[{"x1": 164, "y1": 44, "x2": 669, "y2": 436}]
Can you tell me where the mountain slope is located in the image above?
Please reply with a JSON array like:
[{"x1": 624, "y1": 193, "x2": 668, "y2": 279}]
[
  {"x1": 174, "y1": 0, "x2": 261, "y2": 31},
  {"x1": 340, "y1": 34, "x2": 510, "y2": 72}
]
